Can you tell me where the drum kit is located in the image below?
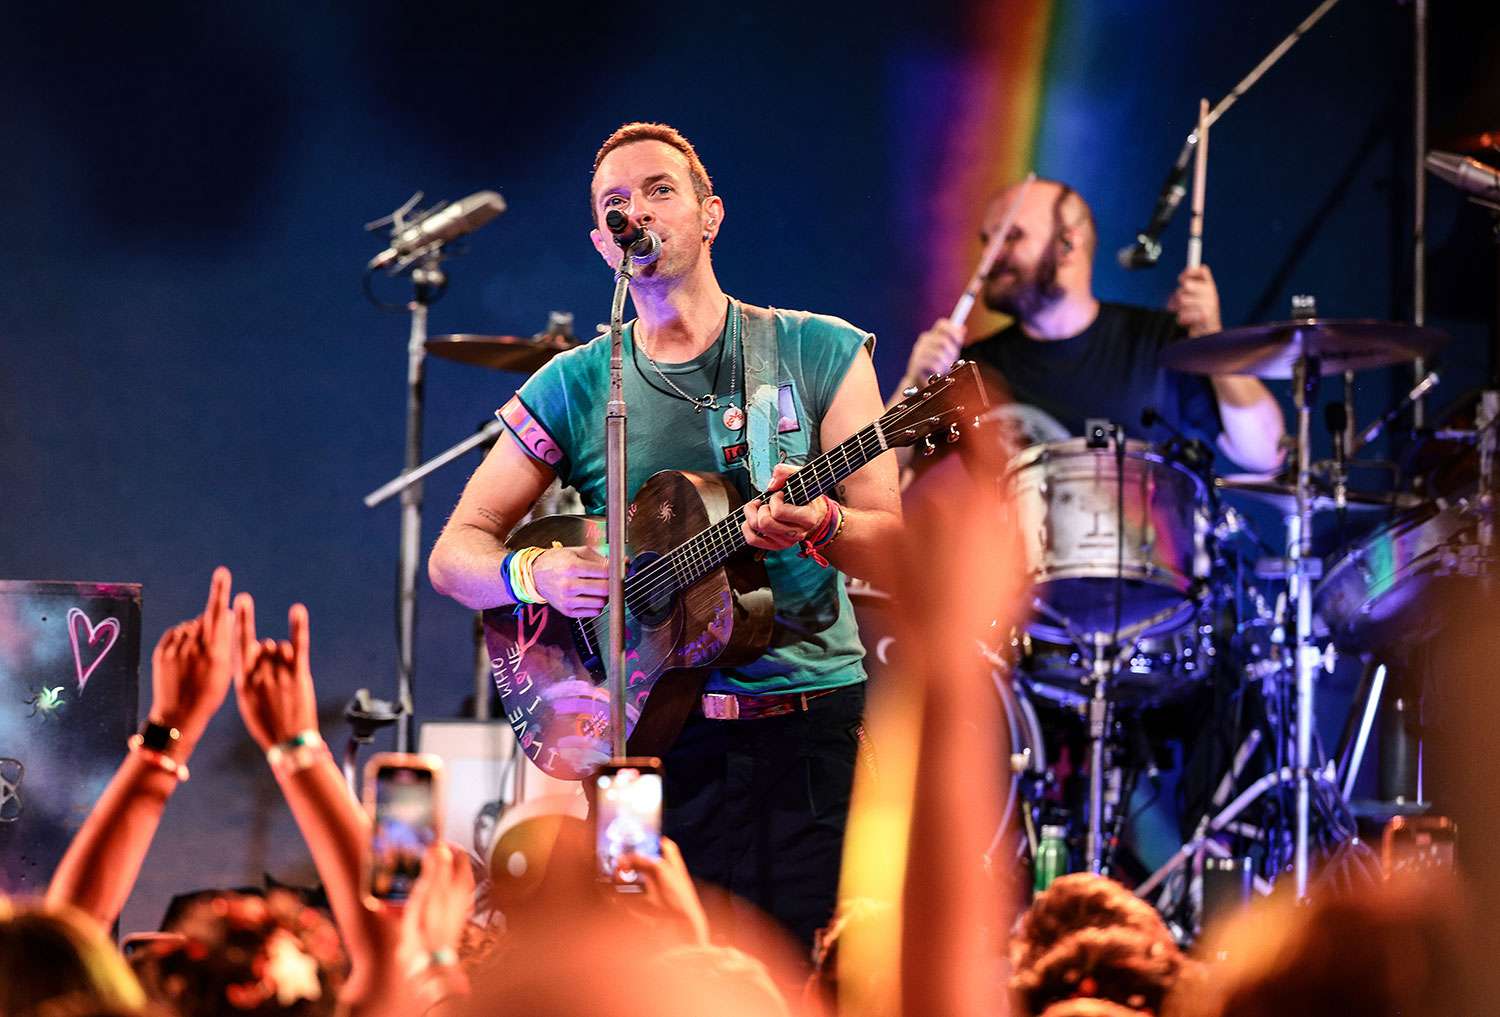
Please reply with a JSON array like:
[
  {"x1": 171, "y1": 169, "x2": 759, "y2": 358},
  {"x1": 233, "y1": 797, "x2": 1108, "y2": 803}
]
[{"x1": 970, "y1": 308, "x2": 1497, "y2": 935}]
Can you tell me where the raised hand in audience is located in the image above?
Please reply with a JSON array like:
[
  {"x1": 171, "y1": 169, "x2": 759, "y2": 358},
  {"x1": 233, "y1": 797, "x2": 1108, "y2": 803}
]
[
  {"x1": 617, "y1": 836, "x2": 711, "y2": 947},
  {"x1": 232, "y1": 593, "x2": 377, "y2": 999},
  {"x1": 47, "y1": 567, "x2": 236, "y2": 929}
]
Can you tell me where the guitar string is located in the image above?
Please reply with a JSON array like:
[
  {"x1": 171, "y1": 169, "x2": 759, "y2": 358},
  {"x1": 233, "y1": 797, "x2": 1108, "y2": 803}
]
[
  {"x1": 620, "y1": 422, "x2": 891, "y2": 607},
  {"x1": 618, "y1": 377, "x2": 950, "y2": 607},
  {"x1": 619, "y1": 427, "x2": 879, "y2": 611},
  {"x1": 629, "y1": 424, "x2": 882, "y2": 597}
]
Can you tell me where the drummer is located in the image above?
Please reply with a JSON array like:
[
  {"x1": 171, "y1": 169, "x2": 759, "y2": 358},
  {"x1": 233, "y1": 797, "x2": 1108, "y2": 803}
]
[{"x1": 897, "y1": 179, "x2": 1285, "y2": 473}]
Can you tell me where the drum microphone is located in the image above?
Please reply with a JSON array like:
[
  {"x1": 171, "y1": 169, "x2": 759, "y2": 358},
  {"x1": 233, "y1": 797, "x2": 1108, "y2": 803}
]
[
  {"x1": 604, "y1": 208, "x2": 662, "y2": 266},
  {"x1": 1118, "y1": 135, "x2": 1197, "y2": 270},
  {"x1": 1141, "y1": 407, "x2": 1211, "y2": 470},
  {"x1": 367, "y1": 190, "x2": 507, "y2": 271}
]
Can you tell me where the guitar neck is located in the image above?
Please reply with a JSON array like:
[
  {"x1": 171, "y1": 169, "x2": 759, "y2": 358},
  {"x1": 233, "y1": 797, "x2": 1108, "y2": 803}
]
[{"x1": 631, "y1": 419, "x2": 891, "y2": 600}]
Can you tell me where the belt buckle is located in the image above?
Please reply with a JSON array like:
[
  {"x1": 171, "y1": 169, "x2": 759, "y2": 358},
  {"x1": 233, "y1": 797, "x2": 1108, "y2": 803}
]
[{"x1": 702, "y1": 693, "x2": 741, "y2": 720}]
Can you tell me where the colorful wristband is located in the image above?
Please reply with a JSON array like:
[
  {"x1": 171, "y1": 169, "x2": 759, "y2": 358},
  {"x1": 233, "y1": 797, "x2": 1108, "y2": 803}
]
[{"x1": 266, "y1": 730, "x2": 327, "y2": 773}]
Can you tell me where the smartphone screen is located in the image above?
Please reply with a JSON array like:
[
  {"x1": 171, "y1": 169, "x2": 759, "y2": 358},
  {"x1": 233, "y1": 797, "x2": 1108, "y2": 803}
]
[
  {"x1": 370, "y1": 764, "x2": 437, "y2": 902},
  {"x1": 593, "y1": 762, "x2": 663, "y2": 889}
]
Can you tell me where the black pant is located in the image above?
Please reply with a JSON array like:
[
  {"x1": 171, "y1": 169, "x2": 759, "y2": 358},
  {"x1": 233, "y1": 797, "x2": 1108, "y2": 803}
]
[{"x1": 661, "y1": 681, "x2": 866, "y2": 952}]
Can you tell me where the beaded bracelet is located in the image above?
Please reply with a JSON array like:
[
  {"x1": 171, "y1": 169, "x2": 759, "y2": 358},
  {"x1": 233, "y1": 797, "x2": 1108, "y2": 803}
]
[
  {"x1": 266, "y1": 730, "x2": 327, "y2": 775},
  {"x1": 127, "y1": 735, "x2": 190, "y2": 782}
]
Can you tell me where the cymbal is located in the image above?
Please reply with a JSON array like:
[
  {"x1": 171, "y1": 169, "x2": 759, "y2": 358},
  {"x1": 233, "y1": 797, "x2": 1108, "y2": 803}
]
[
  {"x1": 1217, "y1": 474, "x2": 1424, "y2": 515},
  {"x1": 1160, "y1": 319, "x2": 1449, "y2": 379},
  {"x1": 425, "y1": 334, "x2": 580, "y2": 373}
]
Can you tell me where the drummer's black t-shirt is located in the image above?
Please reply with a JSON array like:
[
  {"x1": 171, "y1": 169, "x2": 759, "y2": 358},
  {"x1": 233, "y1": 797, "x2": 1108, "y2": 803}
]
[{"x1": 967, "y1": 301, "x2": 1223, "y2": 445}]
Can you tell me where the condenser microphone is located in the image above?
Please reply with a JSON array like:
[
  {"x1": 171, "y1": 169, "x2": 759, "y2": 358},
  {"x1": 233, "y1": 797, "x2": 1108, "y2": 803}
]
[
  {"x1": 367, "y1": 190, "x2": 506, "y2": 270},
  {"x1": 1426, "y1": 150, "x2": 1500, "y2": 201}
]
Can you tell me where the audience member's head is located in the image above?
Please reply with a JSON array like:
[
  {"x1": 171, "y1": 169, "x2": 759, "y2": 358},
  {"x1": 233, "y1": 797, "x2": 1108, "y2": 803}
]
[
  {"x1": 130, "y1": 888, "x2": 345, "y2": 1017},
  {"x1": 1013, "y1": 874, "x2": 1178, "y2": 977},
  {"x1": 804, "y1": 896, "x2": 895, "y2": 1011},
  {"x1": 0, "y1": 896, "x2": 148, "y2": 1017},
  {"x1": 1192, "y1": 876, "x2": 1464, "y2": 1017},
  {"x1": 1012, "y1": 925, "x2": 1182, "y2": 1016},
  {"x1": 1040, "y1": 999, "x2": 1152, "y2": 1017}
]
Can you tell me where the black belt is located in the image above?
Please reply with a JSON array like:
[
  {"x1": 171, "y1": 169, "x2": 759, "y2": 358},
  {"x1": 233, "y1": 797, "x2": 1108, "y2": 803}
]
[{"x1": 699, "y1": 687, "x2": 842, "y2": 721}]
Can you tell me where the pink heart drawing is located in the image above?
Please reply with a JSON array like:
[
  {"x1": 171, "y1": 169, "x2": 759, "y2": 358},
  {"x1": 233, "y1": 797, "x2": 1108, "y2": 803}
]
[{"x1": 67, "y1": 607, "x2": 120, "y2": 694}]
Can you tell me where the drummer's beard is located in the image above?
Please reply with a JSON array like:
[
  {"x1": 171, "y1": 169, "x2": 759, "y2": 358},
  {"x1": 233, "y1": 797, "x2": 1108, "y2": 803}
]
[{"x1": 985, "y1": 242, "x2": 1064, "y2": 321}]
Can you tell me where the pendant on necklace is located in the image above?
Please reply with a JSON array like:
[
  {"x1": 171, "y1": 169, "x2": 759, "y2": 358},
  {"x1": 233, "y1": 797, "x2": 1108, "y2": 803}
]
[{"x1": 722, "y1": 404, "x2": 745, "y2": 431}]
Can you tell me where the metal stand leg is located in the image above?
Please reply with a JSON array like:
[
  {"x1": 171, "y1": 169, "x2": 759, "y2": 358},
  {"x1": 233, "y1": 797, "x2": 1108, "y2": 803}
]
[
  {"x1": 1289, "y1": 351, "x2": 1322, "y2": 900},
  {"x1": 1086, "y1": 635, "x2": 1113, "y2": 873}
]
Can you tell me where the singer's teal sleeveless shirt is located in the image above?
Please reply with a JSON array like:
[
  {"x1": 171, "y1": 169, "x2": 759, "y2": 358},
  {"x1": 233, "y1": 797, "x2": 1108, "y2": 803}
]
[{"x1": 497, "y1": 298, "x2": 871, "y2": 695}]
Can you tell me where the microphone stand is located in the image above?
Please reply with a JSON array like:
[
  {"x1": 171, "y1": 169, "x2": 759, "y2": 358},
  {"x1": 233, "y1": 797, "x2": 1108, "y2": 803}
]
[
  {"x1": 394, "y1": 251, "x2": 445, "y2": 752},
  {"x1": 1121, "y1": 0, "x2": 1344, "y2": 268},
  {"x1": 605, "y1": 258, "x2": 637, "y2": 760}
]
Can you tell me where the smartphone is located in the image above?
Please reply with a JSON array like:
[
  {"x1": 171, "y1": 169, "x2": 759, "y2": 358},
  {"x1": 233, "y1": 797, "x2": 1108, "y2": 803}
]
[
  {"x1": 363, "y1": 752, "x2": 444, "y2": 903},
  {"x1": 591, "y1": 757, "x2": 663, "y2": 891}
]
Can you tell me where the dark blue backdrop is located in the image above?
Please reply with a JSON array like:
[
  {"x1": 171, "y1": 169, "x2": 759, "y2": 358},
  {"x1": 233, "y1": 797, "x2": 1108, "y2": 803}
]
[{"x1": 2, "y1": 1, "x2": 1493, "y2": 930}]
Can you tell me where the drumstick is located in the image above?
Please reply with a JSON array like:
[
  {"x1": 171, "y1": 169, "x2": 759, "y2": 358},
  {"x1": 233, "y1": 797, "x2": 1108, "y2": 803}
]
[
  {"x1": 950, "y1": 171, "x2": 1037, "y2": 329},
  {"x1": 1186, "y1": 98, "x2": 1209, "y2": 270}
]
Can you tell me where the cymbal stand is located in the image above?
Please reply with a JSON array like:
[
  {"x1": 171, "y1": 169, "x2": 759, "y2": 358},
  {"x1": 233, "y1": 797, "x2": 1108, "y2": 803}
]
[{"x1": 1289, "y1": 342, "x2": 1323, "y2": 900}]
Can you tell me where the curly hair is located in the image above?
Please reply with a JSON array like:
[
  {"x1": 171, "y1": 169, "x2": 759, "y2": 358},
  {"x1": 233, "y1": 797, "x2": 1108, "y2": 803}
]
[
  {"x1": 1012, "y1": 874, "x2": 1178, "y2": 977},
  {"x1": 129, "y1": 889, "x2": 345, "y2": 1017},
  {"x1": 1012, "y1": 925, "x2": 1183, "y2": 1016}
]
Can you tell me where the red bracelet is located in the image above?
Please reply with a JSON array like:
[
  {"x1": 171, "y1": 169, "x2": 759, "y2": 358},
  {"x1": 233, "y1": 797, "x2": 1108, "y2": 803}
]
[{"x1": 798, "y1": 498, "x2": 845, "y2": 567}]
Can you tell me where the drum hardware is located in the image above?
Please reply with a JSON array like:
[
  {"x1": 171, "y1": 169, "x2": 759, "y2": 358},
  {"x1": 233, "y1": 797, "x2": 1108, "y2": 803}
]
[{"x1": 1163, "y1": 299, "x2": 1453, "y2": 899}]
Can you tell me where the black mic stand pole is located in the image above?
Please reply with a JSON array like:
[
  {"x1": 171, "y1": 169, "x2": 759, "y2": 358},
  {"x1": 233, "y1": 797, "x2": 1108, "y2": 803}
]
[
  {"x1": 605, "y1": 258, "x2": 637, "y2": 760},
  {"x1": 393, "y1": 251, "x2": 445, "y2": 753}
]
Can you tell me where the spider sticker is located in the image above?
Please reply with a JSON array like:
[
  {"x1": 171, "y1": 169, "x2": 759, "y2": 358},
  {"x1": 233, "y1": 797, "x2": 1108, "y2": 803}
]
[{"x1": 24, "y1": 685, "x2": 66, "y2": 721}]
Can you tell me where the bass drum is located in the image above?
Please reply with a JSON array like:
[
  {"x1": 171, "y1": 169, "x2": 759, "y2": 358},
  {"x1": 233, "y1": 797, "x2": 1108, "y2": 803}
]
[
  {"x1": 1315, "y1": 502, "x2": 1478, "y2": 651},
  {"x1": 1007, "y1": 439, "x2": 1212, "y2": 641}
]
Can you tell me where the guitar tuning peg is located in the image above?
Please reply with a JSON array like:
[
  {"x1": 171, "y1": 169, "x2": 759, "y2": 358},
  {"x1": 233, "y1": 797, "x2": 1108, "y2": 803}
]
[
  {"x1": 903, "y1": 385, "x2": 918, "y2": 398},
  {"x1": 922, "y1": 436, "x2": 937, "y2": 457},
  {"x1": 946, "y1": 423, "x2": 961, "y2": 443}
]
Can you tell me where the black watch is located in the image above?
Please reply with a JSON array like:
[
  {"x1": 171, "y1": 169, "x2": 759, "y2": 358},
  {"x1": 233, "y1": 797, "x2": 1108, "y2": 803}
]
[{"x1": 137, "y1": 719, "x2": 182, "y2": 753}]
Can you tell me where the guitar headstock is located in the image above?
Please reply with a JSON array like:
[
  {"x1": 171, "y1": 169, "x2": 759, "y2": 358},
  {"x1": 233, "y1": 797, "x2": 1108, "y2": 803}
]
[{"x1": 880, "y1": 360, "x2": 991, "y2": 452}]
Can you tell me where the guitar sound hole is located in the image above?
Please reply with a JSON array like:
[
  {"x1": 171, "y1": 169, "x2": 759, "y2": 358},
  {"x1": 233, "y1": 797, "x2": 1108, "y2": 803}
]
[{"x1": 627, "y1": 551, "x2": 676, "y2": 627}]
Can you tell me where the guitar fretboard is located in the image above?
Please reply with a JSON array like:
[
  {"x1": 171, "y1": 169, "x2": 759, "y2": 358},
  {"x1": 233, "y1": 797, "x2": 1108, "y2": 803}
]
[{"x1": 622, "y1": 419, "x2": 890, "y2": 609}]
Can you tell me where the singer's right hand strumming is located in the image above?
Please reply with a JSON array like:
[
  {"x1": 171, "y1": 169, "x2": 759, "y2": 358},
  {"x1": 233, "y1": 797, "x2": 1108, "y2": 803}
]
[
  {"x1": 901, "y1": 317, "x2": 966, "y2": 392},
  {"x1": 530, "y1": 545, "x2": 610, "y2": 618}
]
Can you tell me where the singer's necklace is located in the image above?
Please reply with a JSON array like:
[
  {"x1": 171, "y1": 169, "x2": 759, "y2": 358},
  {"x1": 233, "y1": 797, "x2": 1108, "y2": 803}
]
[{"x1": 636, "y1": 303, "x2": 739, "y2": 414}]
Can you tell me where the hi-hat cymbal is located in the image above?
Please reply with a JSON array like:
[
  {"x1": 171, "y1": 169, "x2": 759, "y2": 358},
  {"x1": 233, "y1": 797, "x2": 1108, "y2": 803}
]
[
  {"x1": 425, "y1": 334, "x2": 580, "y2": 372},
  {"x1": 1161, "y1": 320, "x2": 1449, "y2": 378},
  {"x1": 1217, "y1": 473, "x2": 1423, "y2": 515}
]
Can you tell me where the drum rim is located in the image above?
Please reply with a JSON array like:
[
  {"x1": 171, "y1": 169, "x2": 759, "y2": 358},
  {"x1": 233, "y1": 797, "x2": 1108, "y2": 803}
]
[{"x1": 1006, "y1": 437, "x2": 1210, "y2": 498}]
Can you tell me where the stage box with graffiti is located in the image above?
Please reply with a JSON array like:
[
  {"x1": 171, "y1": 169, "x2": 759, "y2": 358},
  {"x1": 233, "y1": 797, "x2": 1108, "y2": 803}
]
[{"x1": 0, "y1": 581, "x2": 141, "y2": 896}]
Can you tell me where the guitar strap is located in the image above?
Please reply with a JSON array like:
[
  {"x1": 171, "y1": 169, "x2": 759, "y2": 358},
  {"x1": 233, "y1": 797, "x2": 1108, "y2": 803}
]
[{"x1": 735, "y1": 299, "x2": 782, "y2": 494}]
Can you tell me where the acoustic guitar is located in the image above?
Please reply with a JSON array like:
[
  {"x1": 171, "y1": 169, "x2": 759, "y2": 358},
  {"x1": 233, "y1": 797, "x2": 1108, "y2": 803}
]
[{"x1": 483, "y1": 361, "x2": 987, "y2": 779}]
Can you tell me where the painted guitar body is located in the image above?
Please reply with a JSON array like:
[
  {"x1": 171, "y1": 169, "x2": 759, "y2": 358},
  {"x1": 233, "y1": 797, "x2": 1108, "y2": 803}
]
[
  {"x1": 482, "y1": 470, "x2": 773, "y2": 780},
  {"x1": 479, "y1": 360, "x2": 988, "y2": 780}
]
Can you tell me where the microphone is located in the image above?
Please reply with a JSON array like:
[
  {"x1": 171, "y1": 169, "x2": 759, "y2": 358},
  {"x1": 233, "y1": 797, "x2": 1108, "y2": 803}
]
[
  {"x1": 1118, "y1": 134, "x2": 1198, "y2": 270},
  {"x1": 1141, "y1": 407, "x2": 1211, "y2": 469},
  {"x1": 604, "y1": 209, "x2": 662, "y2": 266},
  {"x1": 368, "y1": 191, "x2": 506, "y2": 271},
  {"x1": 1426, "y1": 150, "x2": 1500, "y2": 201}
]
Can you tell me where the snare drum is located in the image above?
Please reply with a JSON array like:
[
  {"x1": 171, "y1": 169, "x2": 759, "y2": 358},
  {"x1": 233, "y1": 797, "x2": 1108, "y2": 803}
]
[{"x1": 1008, "y1": 438, "x2": 1211, "y2": 642}]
